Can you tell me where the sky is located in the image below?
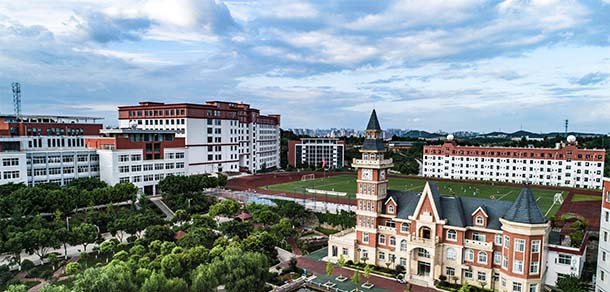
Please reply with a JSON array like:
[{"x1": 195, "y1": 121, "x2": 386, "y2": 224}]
[{"x1": 0, "y1": 0, "x2": 609, "y2": 133}]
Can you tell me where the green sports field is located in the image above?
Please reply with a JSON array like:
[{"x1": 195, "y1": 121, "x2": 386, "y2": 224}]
[{"x1": 265, "y1": 174, "x2": 565, "y2": 218}]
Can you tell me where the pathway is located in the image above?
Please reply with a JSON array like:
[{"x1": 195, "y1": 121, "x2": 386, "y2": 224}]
[
  {"x1": 297, "y1": 257, "x2": 436, "y2": 292},
  {"x1": 287, "y1": 237, "x2": 302, "y2": 256},
  {"x1": 149, "y1": 196, "x2": 175, "y2": 220}
]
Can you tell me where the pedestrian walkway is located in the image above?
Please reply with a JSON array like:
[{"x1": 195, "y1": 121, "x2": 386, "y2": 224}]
[
  {"x1": 297, "y1": 251, "x2": 437, "y2": 292},
  {"x1": 287, "y1": 237, "x2": 302, "y2": 256}
]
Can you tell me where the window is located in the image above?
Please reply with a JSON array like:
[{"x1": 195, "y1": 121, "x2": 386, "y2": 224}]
[
  {"x1": 447, "y1": 230, "x2": 457, "y2": 241},
  {"x1": 131, "y1": 165, "x2": 142, "y2": 172},
  {"x1": 342, "y1": 248, "x2": 348, "y2": 256},
  {"x1": 379, "y1": 234, "x2": 386, "y2": 244},
  {"x1": 119, "y1": 155, "x2": 129, "y2": 162},
  {"x1": 446, "y1": 248, "x2": 456, "y2": 261},
  {"x1": 2, "y1": 158, "x2": 19, "y2": 166},
  {"x1": 119, "y1": 166, "x2": 130, "y2": 173},
  {"x1": 363, "y1": 232, "x2": 369, "y2": 243},
  {"x1": 557, "y1": 254, "x2": 571, "y2": 265},
  {"x1": 401, "y1": 223, "x2": 410, "y2": 233},
  {"x1": 478, "y1": 271, "x2": 486, "y2": 281},
  {"x1": 515, "y1": 239, "x2": 525, "y2": 252},
  {"x1": 143, "y1": 164, "x2": 153, "y2": 171},
  {"x1": 503, "y1": 256, "x2": 508, "y2": 269},
  {"x1": 476, "y1": 216, "x2": 484, "y2": 225},
  {"x1": 513, "y1": 260, "x2": 524, "y2": 273},
  {"x1": 495, "y1": 234, "x2": 503, "y2": 245},
  {"x1": 530, "y1": 261, "x2": 539, "y2": 274},
  {"x1": 478, "y1": 251, "x2": 488, "y2": 263},
  {"x1": 446, "y1": 267, "x2": 455, "y2": 276},
  {"x1": 504, "y1": 236, "x2": 510, "y2": 247},
  {"x1": 465, "y1": 249, "x2": 474, "y2": 261},
  {"x1": 400, "y1": 240, "x2": 407, "y2": 252},
  {"x1": 417, "y1": 248, "x2": 430, "y2": 258},
  {"x1": 131, "y1": 154, "x2": 141, "y2": 161},
  {"x1": 513, "y1": 282, "x2": 522, "y2": 292},
  {"x1": 473, "y1": 233, "x2": 486, "y2": 242},
  {"x1": 494, "y1": 251, "x2": 502, "y2": 264},
  {"x1": 378, "y1": 251, "x2": 385, "y2": 260},
  {"x1": 389, "y1": 236, "x2": 396, "y2": 246},
  {"x1": 531, "y1": 240, "x2": 540, "y2": 253},
  {"x1": 529, "y1": 284, "x2": 537, "y2": 292},
  {"x1": 464, "y1": 270, "x2": 473, "y2": 279},
  {"x1": 119, "y1": 177, "x2": 130, "y2": 183},
  {"x1": 388, "y1": 205, "x2": 394, "y2": 214}
]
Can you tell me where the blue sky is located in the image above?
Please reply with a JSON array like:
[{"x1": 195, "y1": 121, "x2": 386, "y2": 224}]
[{"x1": 0, "y1": 0, "x2": 609, "y2": 133}]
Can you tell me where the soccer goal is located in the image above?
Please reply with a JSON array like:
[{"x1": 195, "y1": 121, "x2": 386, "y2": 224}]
[
  {"x1": 553, "y1": 193, "x2": 564, "y2": 205},
  {"x1": 301, "y1": 174, "x2": 315, "y2": 181}
]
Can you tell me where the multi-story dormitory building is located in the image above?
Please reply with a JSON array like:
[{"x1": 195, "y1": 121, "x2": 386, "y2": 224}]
[
  {"x1": 328, "y1": 110, "x2": 586, "y2": 291},
  {"x1": 0, "y1": 114, "x2": 102, "y2": 186},
  {"x1": 597, "y1": 179, "x2": 610, "y2": 292},
  {"x1": 117, "y1": 101, "x2": 281, "y2": 174},
  {"x1": 287, "y1": 138, "x2": 345, "y2": 168},
  {"x1": 0, "y1": 101, "x2": 281, "y2": 194},
  {"x1": 422, "y1": 135, "x2": 605, "y2": 189}
]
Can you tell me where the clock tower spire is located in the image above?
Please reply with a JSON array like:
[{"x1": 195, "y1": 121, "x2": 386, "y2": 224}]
[{"x1": 353, "y1": 110, "x2": 393, "y2": 257}]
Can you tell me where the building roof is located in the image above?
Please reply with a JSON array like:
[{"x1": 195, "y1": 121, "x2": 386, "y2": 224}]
[
  {"x1": 502, "y1": 187, "x2": 547, "y2": 224},
  {"x1": 366, "y1": 109, "x2": 381, "y2": 131},
  {"x1": 384, "y1": 184, "x2": 540, "y2": 229}
]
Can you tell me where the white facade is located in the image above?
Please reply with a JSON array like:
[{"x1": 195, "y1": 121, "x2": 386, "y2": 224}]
[
  {"x1": 545, "y1": 245, "x2": 586, "y2": 286},
  {"x1": 0, "y1": 136, "x2": 100, "y2": 186},
  {"x1": 290, "y1": 138, "x2": 345, "y2": 168},
  {"x1": 597, "y1": 178, "x2": 610, "y2": 292},
  {"x1": 423, "y1": 138, "x2": 604, "y2": 189},
  {"x1": 96, "y1": 148, "x2": 186, "y2": 195}
]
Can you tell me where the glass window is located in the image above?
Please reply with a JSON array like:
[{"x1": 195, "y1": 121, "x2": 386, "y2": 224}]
[
  {"x1": 465, "y1": 249, "x2": 474, "y2": 261},
  {"x1": 515, "y1": 239, "x2": 525, "y2": 252},
  {"x1": 400, "y1": 240, "x2": 407, "y2": 252},
  {"x1": 446, "y1": 248, "x2": 456, "y2": 261},
  {"x1": 447, "y1": 230, "x2": 457, "y2": 241},
  {"x1": 478, "y1": 251, "x2": 488, "y2": 263}
]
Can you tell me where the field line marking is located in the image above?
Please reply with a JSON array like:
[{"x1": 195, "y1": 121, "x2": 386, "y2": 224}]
[
  {"x1": 544, "y1": 202, "x2": 556, "y2": 217},
  {"x1": 496, "y1": 191, "x2": 513, "y2": 200}
]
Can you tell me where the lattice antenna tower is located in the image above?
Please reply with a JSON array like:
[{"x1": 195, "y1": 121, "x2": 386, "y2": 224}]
[{"x1": 11, "y1": 82, "x2": 21, "y2": 120}]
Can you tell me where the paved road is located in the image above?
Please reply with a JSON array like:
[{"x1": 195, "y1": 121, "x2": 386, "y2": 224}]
[
  {"x1": 297, "y1": 257, "x2": 436, "y2": 292},
  {"x1": 149, "y1": 197, "x2": 175, "y2": 220}
]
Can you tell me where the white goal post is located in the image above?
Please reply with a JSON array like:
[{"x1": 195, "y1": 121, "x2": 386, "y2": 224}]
[{"x1": 553, "y1": 193, "x2": 564, "y2": 205}]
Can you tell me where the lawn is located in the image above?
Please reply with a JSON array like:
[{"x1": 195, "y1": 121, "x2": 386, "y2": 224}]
[
  {"x1": 265, "y1": 174, "x2": 565, "y2": 217},
  {"x1": 572, "y1": 194, "x2": 602, "y2": 202}
]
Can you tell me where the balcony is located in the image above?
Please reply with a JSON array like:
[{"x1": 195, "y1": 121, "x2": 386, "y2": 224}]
[
  {"x1": 407, "y1": 235, "x2": 439, "y2": 248},
  {"x1": 352, "y1": 158, "x2": 393, "y2": 169},
  {"x1": 377, "y1": 225, "x2": 395, "y2": 232},
  {"x1": 464, "y1": 239, "x2": 493, "y2": 251}
]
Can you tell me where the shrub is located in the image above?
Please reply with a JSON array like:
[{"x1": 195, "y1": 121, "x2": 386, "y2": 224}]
[{"x1": 20, "y1": 260, "x2": 35, "y2": 271}]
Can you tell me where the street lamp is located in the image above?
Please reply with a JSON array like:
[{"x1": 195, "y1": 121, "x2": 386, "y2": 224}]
[{"x1": 66, "y1": 216, "x2": 71, "y2": 229}]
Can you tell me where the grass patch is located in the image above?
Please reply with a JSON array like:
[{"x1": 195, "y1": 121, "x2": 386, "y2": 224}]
[
  {"x1": 572, "y1": 194, "x2": 602, "y2": 202},
  {"x1": 315, "y1": 227, "x2": 340, "y2": 236},
  {"x1": 266, "y1": 174, "x2": 565, "y2": 217}
]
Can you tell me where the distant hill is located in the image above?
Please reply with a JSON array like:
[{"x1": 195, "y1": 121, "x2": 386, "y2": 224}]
[
  {"x1": 402, "y1": 130, "x2": 603, "y2": 140},
  {"x1": 402, "y1": 130, "x2": 445, "y2": 139}
]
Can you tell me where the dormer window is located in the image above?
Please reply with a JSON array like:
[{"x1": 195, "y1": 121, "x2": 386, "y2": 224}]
[
  {"x1": 476, "y1": 216, "x2": 484, "y2": 225},
  {"x1": 388, "y1": 205, "x2": 394, "y2": 214}
]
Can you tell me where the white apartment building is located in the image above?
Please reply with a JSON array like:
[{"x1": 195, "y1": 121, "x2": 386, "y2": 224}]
[
  {"x1": 0, "y1": 115, "x2": 102, "y2": 186},
  {"x1": 545, "y1": 231, "x2": 588, "y2": 287},
  {"x1": 117, "y1": 101, "x2": 280, "y2": 174},
  {"x1": 597, "y1": 178, "x2": 610, "y2": 292},
  {"x1": 86, "y1": 128, "x2": 187, "y2": 195},
  {"x1": 288, "y1": 138, "x2": 345, "y2": 168},
  {"x1": 423, "y1": 135, "x2": 605, "y2": 189}
]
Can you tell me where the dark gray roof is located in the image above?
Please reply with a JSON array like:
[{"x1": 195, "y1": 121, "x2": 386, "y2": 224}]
[
  {"x1": 362, "y1": 139, "x2": 385, "y2": 151},
  {"x1": 383, "y1": 183, "x2": 531, "y2": 230},
  {"x1": 366, "y1": 109, "x2": 381, "y2": 131},
  {"x1": 502, "y1": 187, "x2": 547, "y2": 224}
]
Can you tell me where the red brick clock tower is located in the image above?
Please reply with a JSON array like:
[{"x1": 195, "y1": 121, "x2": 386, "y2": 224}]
[{"x1": 353, "y1": 110, "x2": 393, "y2": 263}]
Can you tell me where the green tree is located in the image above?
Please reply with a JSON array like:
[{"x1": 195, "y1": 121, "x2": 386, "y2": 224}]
[
  {"x1": 363, "y1": 264, "x2": 372, "y2": 285},
  {"x1": 144, "y1": 225, "x2": 175, "y2": 242},
  {"x1": 39, "y1": 285, "x2": 71, "y2": 292},
  {"x1": 556, "y1": 275, "x2": 586, "y2": 292},
  {"x1": 208, "y1": 199, "x2": 240, "y2": 218},
  {"x1": 140, "y1": 271, "x2": 187, "y2": 292},
  {"x1": 326, "y1": 261, "x2": 334, "y2": 277},
  {"x1": 351, "y1": 271, "x2": 360, "y2": 289},
  {"x1": 65, "y1": 262, "x2": 81, "y2": 275},
  {"x1": 192, "y1": 248, "x2": 269, "y2": 292},
  {"x1": 5, "y1": 284, "x2": 28, "y2": 292},
  {"x1": 458, "y1": 281, "x2": 471, "y2": 292},
  {"x1": 73, "y1": 262, "x2": 136, "y2": 292},
  {"x1": 47, "y1": 253, "x2": 59, "y2": 270},
  {"x1": 161, "y1": 254, "x2": 182, "y2": 278},
  {"x1": 23, "y1": 228, "x2": 60, "y2": 264},
  {"x1": 99, "y1": 241, "x2": 116, "y2": 263},
  {"x1": 337, "y1": 255, "x2": 346, "y2": 278},
  {"x1": 73, "y1": 223, "x2": 98, "y2": 252}
]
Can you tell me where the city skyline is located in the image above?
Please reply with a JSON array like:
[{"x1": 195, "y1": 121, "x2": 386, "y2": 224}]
[{"x1": 0, "y1": 1, "x2": 609, "y2": 132}]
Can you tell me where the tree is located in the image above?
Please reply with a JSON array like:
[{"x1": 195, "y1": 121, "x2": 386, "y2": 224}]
[
  {"x1": 99, "y1": 241, "x2": 116, "y2": 263},
  {"x1": 192, "y1": 248, "x2": 269, "y2": 292},
  {"x1": 351, "y1": 271, "x2": 361, "y2": 290},
  {"x1": 5, "y1": 284, "x2": 28, "y2": 292},
  {"x1": 144, "y1": 225, "x2": 174, "y2": 242},
  {"x1": 337, "y1": 255, "x2": 346, "y2": 278},
  {"x1": 47, "y1": 253, "x2": 59, "y2": 270},
  {"x1": 140, "y1": 271, "x2": 187, "y2": 292},
  {"x1": 73, "y1": 262, "x2": 136, "y2": 292},
  {"x1": 65, "y1": 262, "x2": 81, "y2": 275},
  {"x1": 363, "y1": 264, "x2": 372, "y2": 285},
  {"x1": 161, "y1": 254, "x2": 182, "y2": 278},
  {"x1": 73, "y1": 223, "x2": 98, "y2": 252},
  {"x1": 55, "y1": 227, "x2": 74, "y2": 260},
  {"x1": 458, "y1": 281, "x2": 471, "y2": 292},
  {"x1": 219, "y1": 220, "x2": 252, "y2": 239},
  {"x1": 208, "y1": 199, "x2": 240, "y2": 218},
  {"x1": 4, "y1": 233, "x2": 25, "y2": 267},
  {"x1": 326, "y1": 261, "x2": 334, "y2": 277},
  {"x1": 39, "y1": 285, "x2": 71, "y2": 292},
  {"x1": 23, "y1": 228, "x2": 60, "y2": 264},
  {"x1": 556, "y1": 275, "x2": 586, "y2": 292},
  {"x1": 270, "y1": 218, "x2": 293, "y2": 238}
]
